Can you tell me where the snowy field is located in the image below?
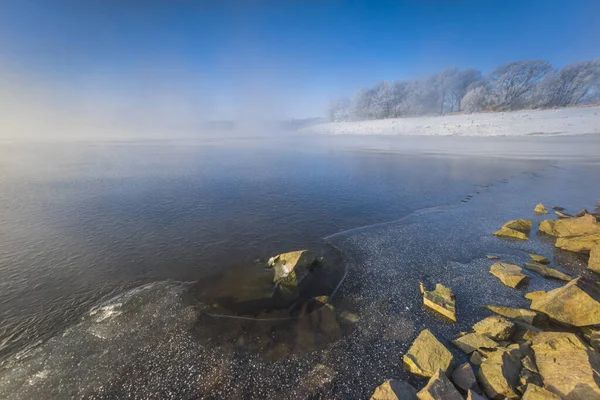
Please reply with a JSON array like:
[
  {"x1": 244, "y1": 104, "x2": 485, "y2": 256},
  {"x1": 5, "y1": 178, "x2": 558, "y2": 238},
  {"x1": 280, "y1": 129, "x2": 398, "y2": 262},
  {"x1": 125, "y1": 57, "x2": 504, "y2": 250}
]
[{"x1": 306, "y1": 105, "x2": 600, "y2": 136}]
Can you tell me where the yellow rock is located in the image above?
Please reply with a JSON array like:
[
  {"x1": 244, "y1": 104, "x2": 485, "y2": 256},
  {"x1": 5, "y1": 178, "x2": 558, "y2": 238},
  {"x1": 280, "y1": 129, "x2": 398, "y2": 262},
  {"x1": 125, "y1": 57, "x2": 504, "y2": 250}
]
[
  {"x1": 555, "y1": 233, "x2": 600, "y2": 254},
  {"x1": 532, "y1": 332, "x2": 600, "y2": 399},
  {"x1": 452, "y1": 333, "x2": 498, "y2": 354},
  {"x1": 529, "y1": 253, "x2": 550, "y2": 264},
  {"x1": 493, "y1": 227, "x2": 528, "y2": 240},
  {"x1": 555, "y1": 211, "x2": 573, "y2": 219},
  {"x1": 420, "y1": 282, "x2": 456, "y2": 322},
  {"x1": 269, "y1": 250, "x2": 313, "y2": 287},
  {"x1": 524, "y1": 291, "x2": 546, "y2": 301},
  {"x1": 534, "y1": 203, "x2": 548, "y2": 214},
  {"x1": 503, "y1": 219, "x2": 533, "y2": 232},
  {"x1": 539, "y1": 214, "x2": 600, "y2": 237},
  {"x1": 370, "y1": 379, "x2": 417, "y2": 400},
  {"x1": 521, "y1": 384, "x2": 560, "y2": 400},
  {"x1": 588, "y1": 243, "x2": 600, "y2": 273},
  {"x1": 472, "y1": 316, "x2": 515, "y2": 341},
  {"x1": 490, "y1": 262, "x2": 529, "y2": 288},
  {"x1": 524, "y1": 262, "x2": 572, "y2": 282},
  {"x1": 403, "y1": 330, "x2": 454, "y2": 378},
  {"x1": 478, "y1": 347, "x2": 522, "y2": 399},
  {"x1": 485, "y1": 305, "x2": 538, "y2": 325},
  {"x1": 530, "y1": 277, "x2": 600, "y2": 326}
]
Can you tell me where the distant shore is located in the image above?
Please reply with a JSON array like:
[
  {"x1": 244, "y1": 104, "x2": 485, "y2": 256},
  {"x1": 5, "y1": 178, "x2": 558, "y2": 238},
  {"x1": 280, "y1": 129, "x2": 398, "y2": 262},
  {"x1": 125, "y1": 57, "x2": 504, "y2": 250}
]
[{"x1": 305, "y1": 105, "x2": 600, "y2": 137}]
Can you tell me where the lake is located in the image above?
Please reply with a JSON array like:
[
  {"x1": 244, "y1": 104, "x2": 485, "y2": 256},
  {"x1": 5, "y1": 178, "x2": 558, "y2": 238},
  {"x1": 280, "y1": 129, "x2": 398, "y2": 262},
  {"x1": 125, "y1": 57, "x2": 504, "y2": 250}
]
[{"x1": 0, "y1": 134, "x2": 599, "y2": 398}]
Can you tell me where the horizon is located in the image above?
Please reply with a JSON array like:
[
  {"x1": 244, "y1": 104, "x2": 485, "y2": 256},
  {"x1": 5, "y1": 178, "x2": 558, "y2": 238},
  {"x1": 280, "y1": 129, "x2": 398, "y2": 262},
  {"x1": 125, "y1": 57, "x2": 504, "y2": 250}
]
[{"x1": 0, "y1": 0, "x2": 599, "y2": 136}]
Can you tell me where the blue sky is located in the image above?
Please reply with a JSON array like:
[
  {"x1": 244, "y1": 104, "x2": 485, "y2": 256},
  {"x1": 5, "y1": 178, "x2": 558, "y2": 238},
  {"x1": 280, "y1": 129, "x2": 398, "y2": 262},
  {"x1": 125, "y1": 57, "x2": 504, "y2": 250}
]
[{"x1": 1, "y1": 0, "x2": 599, "y2": 120}]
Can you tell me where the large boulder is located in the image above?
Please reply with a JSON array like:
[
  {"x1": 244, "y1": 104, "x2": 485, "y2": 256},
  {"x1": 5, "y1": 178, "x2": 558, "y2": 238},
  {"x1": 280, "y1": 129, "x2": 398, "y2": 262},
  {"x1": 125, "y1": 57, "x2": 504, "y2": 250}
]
[
  {"x1": 524, "y1": 262, "x2": 572, "y2": 282},
  {"x1": 530, "y1": 277, "x2": 600, "y2": 327},
  {"x1": 370, "y1": 379, "x2": 417, "y2": 400},
  {"x1": 555, "y1": 233, "x2": 600, "y2": 253},
  {"x1": 489, "y1": 262, "x2": 529, "y2": 288},
  {"x1": 589, "y1": 243, "x2": 600, "y2": 272},
  {"x1": 493, "y1": 219, "x2": 532, "y2": 241},
  {"x1": 478, "y1": 347, "x2": 522, "y2": 399},
  {"x1": 534, "y1": 203, "x2": 548, "y2": 214},
  {"x1": 403, "y1": 330, "x2": 454, "y2": 378},
  {"x1": 417, "y1": 369, "x2": 463, "y2": 400},
  {"x1": 268, "y1": 250, "x2": 313, "y2": 288},
  {"x1": 420, "y1": 282, "x2": 456, "y2": 322},
  {"x1": 485, "y1": 306, "x2": 538, "y2": 325},
  {"x1": 472, "y1": 316, "x2": 514, "y2": 341},
  {"x1": 521, "y1": 384, "x2": 560, "y2": 400},
  {"x1": 532, "y1": 332, "x2": 600, "y2": 399},
  {"x1": 452, "y1": 333, "x2": 498, "y2": 354},
  {"x1": 539, "y1": 214, "x2": 600, "y2": 237}
]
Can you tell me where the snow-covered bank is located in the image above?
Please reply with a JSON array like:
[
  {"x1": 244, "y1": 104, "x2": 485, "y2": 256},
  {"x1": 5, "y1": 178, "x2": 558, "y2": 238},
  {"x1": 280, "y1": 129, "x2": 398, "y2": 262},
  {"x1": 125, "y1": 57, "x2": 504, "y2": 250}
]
[{"x1": 306, "y1": 106, "x2": 600, "y2": 136}]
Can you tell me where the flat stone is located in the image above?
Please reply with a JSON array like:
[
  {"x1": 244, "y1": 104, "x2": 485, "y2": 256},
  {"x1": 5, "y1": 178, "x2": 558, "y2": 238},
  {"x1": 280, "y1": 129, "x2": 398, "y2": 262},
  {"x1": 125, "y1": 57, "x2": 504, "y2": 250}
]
[
  {"x1": 451, "y1": 362, "x2": 479, "y2": 392},
  {"x1": 453, "y1": 333, "x2": 498, "y2": 354},
  {"x1": 521, "y1": 384, "x2": 560, "y2": 400},
  {"x1": 539, "y1": 214, "x2": 600, "y2": 237},
  {"x1": 403, "y1": 329, "x2": 454, "y2": 378},
  {"x1": 478, "y1": 347, "x2": 522, "y2": 399},
  {"x1": 556, "y1": 233, "x2": 600, "y2": 253},
  {"x1": 370, "y1": 379, "x2": 417, "y2": 400},
  {"x1": 589, "y1": 243, "x2": 600, "y2": 273},
  {"x1": 297, "y1": 363, "x2": 337, "y2": 396},
  {"x1": 530, "y1": 277, "x2": 600, "y2": 327},
  {"x1": 524, "y1": 291, "x2": 546, "y2": 301},
  {"x1": 551, "y1": 205, "x2": 565, "y2": 211},
  {"x1": 339, "y1": 310, "x2": 360, "y2": 323},
  {"x1": 489, "y1": 262, "x2": 529, "y2": 288},
  {"x1": 524, "y1": 261, "x2": 572, "y2": 282},
  {"x1": 529, "y1": 253, "x2": 550, "y2": 264},
  {"x1": 417, "y1": 369, "x2": 463, "y2": 400},
  {"x1": 420, "y1": 282, "x2": 456, "y2": 322},
  {"x1": 503, "y1": 219, "x2": 533, "y2": 233},
  {"x1": 485, "y1": 305, "x2": 538, "y2": 325},
  {"x1": 534, "y1": 203, "x2": 548, "y2": 214},
  {"x1": 493, "y1": 227, "x2": 528, "y2": 241},
  {"x1": 532, "y1": 332, "x2": 600, "y2": 399},
  {"x1": 473, "y1": 316, "x2": 515, "y2": 341},
  {"x1": 487, "y1": 255, "x2": 500, "y2": 260}
]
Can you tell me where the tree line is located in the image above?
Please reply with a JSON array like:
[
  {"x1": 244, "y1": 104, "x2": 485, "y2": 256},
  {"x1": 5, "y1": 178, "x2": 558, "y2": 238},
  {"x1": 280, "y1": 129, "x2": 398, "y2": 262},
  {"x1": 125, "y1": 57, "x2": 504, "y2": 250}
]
[{"x1": 327, "y1": 59, "x2": 600, "y2": 121}]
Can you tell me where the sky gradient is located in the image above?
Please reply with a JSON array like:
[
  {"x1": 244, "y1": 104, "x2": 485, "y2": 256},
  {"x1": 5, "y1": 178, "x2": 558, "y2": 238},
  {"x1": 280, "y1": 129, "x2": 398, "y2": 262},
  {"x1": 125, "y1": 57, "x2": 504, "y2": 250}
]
[{"x1": 1, "y1": 0, "x2": 599, "y2": 121}]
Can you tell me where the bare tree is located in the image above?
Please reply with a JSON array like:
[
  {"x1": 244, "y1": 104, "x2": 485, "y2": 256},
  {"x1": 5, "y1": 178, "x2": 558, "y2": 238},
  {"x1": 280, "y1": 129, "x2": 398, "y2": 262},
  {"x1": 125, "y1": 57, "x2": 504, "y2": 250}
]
[{"x1": 535, "y1": 59, "x2": 600, "y2": 107}]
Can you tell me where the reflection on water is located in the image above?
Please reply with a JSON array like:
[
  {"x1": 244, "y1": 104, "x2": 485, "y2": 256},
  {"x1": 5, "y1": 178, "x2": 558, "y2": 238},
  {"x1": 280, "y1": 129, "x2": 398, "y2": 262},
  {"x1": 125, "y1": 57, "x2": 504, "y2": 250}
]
[{"x1": 0, "y1": 135, "x2": 598, "y2": 398}]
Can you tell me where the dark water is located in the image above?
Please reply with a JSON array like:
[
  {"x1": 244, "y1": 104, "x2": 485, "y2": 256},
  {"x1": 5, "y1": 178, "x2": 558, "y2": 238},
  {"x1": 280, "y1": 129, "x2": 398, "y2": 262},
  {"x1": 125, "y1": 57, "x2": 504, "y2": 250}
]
[{"x1": 0, "y1": 134, "x2": 599, "y2": 398}]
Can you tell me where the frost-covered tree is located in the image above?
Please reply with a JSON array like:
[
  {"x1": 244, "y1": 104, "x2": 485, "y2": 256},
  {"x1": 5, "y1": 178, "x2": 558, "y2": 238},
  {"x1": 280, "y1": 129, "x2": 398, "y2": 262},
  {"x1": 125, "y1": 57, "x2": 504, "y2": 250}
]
[
  {"x1": 534, "y1": 59, "x2": 600, "y2": 107},
  {"x1": 326, "y1": 97, "x2": 352, "y2": 121},
  {"x1": 461, "y1": 84, "x2": 489, "y2": 112},
  {"x1": 486, "y1": 60, "x2": 552, "y2": 110}
]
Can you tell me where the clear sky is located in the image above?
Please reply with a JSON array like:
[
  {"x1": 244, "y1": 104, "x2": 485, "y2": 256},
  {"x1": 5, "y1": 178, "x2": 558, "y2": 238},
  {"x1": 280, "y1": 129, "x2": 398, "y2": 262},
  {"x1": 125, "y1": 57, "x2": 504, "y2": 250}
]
[{"x1": 1, "y1": 0, "x2": 599, "y2": 121}]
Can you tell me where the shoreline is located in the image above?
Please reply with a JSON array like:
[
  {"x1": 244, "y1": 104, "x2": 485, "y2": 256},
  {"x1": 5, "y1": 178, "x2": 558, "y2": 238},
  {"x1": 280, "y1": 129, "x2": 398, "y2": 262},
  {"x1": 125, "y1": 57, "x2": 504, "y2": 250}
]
[{"x1": 304, "y1": 105, "x2": 600, "y2": 137}]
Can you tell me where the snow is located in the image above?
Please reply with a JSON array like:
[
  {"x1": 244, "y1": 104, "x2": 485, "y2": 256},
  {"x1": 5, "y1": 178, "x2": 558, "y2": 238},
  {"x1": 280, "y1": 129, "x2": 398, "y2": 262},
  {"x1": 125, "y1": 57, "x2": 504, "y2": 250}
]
[{"x1": 306, "y1": 106, "x2": 600, "y2": 136}]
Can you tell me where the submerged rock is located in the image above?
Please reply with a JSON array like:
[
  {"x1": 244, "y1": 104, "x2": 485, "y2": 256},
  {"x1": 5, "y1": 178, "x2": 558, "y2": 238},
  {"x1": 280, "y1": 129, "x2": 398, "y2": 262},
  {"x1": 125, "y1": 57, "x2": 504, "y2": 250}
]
[
  {"x1": 551, "y1": 205, "x2": 565, "y2": 211},
  {"x1": 403, "y1": 329, "x2": 454, "y2": 378},
  {"x1": 523, "y1": 261, "x2": 572, "y2": 282},
  {"x1": 555, "y1": 233, "x2": 600, "y2": 253},
  {"x1": 269, "y1": 250, "x2": 313, "y2": 288},
  {"x1": 451, "y1": 362, "x2": 479, "y2": 393},
  {"x1": 530, "y1": 277, "x2": 600, "y2": 327},
  {"x1": 420, "y1": 282, "x2": 456, "y2": 322},
  {"x1": 589, "y1": 243, "x2": 600, "y2": 272},
  {"x1": 528, "y1": 253, "x2": 550, "y2": 264},
  {"x1": 297, "y1": 363, "x2": 337, "y2": 396},
  {"x1": 417, "y1": 369, "x2": 463, "y2": 400},
  {"x1": 485, "y1": 306, "x2": 538, "y2": 325},
  {"x1": 533, "y1": 203, "x2": 548, "y2": 214},
  {"x1": 370, "y1": 379, "x2": 417, "y2": 400},
  {"x1": 555, "y1": 210, "x2": 573, "y2": 219},
  {"x1": 452, "y1": 333, "x2": 498, "y2": 354},
  {"x1": 539, "y1": 214, "x2": 600, "y2": 237},
  {"x1": 478, "y1": 347, "x2": 522, "y2": 399},
  {"x1": 576, "y1": 209, "x2": 590, "y2": 217},
  {"x1": 489, "y1": 262, "x2": 529, "y2": 288},
  {"x1": 532, "y1": 332, "x2": 600, "y2": 399},
  {"x1": 487, "y1": 255, "x2": 500, "y2": 260},
  {"x1": 521, "y1": 384, "x2": 560, "y2": 400},
  {"x1": 472, "y1": 316, "x2": 514, "y2": 341}
]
